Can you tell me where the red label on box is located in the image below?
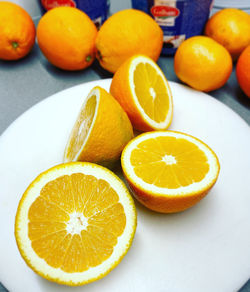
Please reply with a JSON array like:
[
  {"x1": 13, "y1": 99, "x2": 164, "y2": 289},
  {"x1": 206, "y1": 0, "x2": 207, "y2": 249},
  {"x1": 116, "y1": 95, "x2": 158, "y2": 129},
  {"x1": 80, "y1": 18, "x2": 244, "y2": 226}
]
[
  {"x1": 151, "y1": 6, "x2": 180, "y2": 18},
  {"x1": 41, "y1": 0, "x2": 76, "y2": 10}
]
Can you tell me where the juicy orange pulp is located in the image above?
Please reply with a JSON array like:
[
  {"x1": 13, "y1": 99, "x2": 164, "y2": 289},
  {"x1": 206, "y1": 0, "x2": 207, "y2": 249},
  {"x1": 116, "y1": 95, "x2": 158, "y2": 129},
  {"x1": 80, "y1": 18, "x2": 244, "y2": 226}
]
[
  {"x1": 130, "y1": 136, "x2": 209, "y2": 188},
  {"x1": 28, "y1": 173, "x2": 126, "y2": 272},
  {"x1": 65, "y1": 95, "x2": 97, "y2": 161},
  {"x1": 63, "y1": 86, "x2": 134, "y2": 167},
  {"x1": 121, "y1": 131, "x2": 220, "y2": 213},
  {"x1": 110, "y1": 55, "x2": 173, "y2": 131},
  {"x1": 134, "y1": 63, "x2": 170, "y2": 123}
]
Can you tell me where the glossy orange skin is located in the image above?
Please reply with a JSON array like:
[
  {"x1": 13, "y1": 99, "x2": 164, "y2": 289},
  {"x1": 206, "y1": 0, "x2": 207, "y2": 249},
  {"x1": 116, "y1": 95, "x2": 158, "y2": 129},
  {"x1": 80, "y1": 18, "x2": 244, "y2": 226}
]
[
  {"x1": 0, "y1": 1, "x2": 35, "y2": 60},
  {"x1": 95, "y1": 9, "x2": 163, "y2": 73},
  {"x1": 236, "y1": 46, "x2": 250, "y2": 98},
  {"x1": 37, "y1": 7, "x2": 97, "y2": 71},
  {"x1": 125, "y1": 175, "x2": 214, "y2": 213},
  {"x1": 174, "y1": 36, "x2": 232, "y2": 92},
  {"x1": 205, "y1": 8, "x2": 250, "y2": 60}
]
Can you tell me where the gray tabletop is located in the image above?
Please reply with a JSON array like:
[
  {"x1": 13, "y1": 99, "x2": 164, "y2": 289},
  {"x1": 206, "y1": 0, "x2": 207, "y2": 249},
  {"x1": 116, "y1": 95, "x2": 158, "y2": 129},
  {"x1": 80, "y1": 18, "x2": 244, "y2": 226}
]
[{"x1": 0, "y1": 0, "x2": 250, "y2": 291}]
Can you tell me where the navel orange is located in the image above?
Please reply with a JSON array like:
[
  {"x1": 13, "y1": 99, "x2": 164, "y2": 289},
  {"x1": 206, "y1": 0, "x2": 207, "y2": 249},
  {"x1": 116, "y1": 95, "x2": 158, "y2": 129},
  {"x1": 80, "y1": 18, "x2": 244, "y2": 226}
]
[
  {"x1": 37, "y1": 7, "x2": 97, "y2": 71},
  {"x1": 15, "y1": 162, "x2": 137, "y2": 285},
  {"x1": 0, "y1": 1, "x2": 36, "y2": 60},
  {"x1": 95, "y1": 9, "x2": 163, "y2": 73},
  {"x1": 121, "y1": 131, "x2": 220, "y2": 213},
  {"x1": 174, "y1": 36, "x2": 232, "y2": 92}
]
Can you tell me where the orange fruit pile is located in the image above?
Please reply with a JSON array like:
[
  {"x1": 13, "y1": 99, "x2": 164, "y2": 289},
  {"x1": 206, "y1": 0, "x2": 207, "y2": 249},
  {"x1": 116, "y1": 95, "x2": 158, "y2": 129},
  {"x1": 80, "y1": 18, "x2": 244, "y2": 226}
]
[
  {"x1": 15, "y1": 162, "x2": 136, "y2": 286},
  {"x1": 37, "y1": 7, "x2": 97, "y2": 70},
  {"x1": 174, "y1": 36, "x2": 232, "y2": 92},
  {"x1": 11, "y1": 4, "x2": 224, "y2": 287},
  {"x1": 205, "y1": 8, "x2": 250, "y2": 60},
  {"x1": 95, "y1": 9, "x2": 163, "y2": 73},
  {"x1": 0, "y1": 1, "x2": 35, "y2": 60}
]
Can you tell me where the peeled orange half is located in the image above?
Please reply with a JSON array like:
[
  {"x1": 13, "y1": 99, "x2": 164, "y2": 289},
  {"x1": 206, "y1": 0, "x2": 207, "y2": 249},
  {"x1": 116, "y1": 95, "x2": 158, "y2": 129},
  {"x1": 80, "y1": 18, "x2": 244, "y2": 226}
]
[
  {"x1": 121, "y1": 131, "x2": 220, "y2": 213},
  {"x1": 64, "y1": 86, "x2": 133, "y2": 167},
  {"x1": 15, "y1": 162, "x2": 136, "y2": 286},
  {"x1": 110, "y1": 55, "x2": 173, "y2": 132}
]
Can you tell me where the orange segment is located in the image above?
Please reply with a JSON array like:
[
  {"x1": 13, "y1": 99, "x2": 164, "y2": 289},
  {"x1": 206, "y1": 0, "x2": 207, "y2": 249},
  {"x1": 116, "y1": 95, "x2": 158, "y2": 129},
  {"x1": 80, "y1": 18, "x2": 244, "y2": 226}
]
[
  {"x1": 28, "y1": 196, "x2": 70, "y2": 222},
  {"x1": 83, "y1": 178, "x2": 119, "y2": 218},
  {"x1": 61, "y1": 234, "x2": 88, "y2": 273},
  {"x1": 40, "y1": 175, "x2": 75, "y2": 214},
  {"x1": 28, "y1": 221, "x2": 66, "y2": 241},
  {"x1": 110, "y1": 54, "x2": 173, "y2": 131},
  {"x1": 121, "y1": 131, "x2": 220, "y2": 213},
  {"x1": 15, "y1": 162, "x2": 136, "y2": 286},
  {"x1": 31, "y1": 231, "x2": 69, "y2": 265}
]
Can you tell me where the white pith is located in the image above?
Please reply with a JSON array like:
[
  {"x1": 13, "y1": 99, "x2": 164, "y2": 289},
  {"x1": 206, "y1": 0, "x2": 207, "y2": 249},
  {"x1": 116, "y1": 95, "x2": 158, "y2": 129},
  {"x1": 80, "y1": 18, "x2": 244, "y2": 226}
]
[
  {"x1": 16, "y1": 163, "x2": 136, "y2": 284},
  {"x1": 122, "y1": 131, "x2": 219, "y2": 196},
  {"x1": 129, "y1": 56, "x2": 173, "y2": 129},
  {"x1": 149, "y1": 87, "x2": 156, "y2": 100},
  {"x1": 66, "y1": 212, "x2": 88, "y2": 235},
  {"x1": 162, "y1": 154, "x2": 176, "y2": 165},
  {"x1": 64, "y1": 88, "x2": 100, "y2": 162}
]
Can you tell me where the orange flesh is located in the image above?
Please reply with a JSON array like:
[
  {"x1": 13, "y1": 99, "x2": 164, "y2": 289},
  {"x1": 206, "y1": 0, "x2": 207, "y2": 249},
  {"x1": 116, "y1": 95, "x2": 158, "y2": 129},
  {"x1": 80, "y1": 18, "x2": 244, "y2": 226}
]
[
  {"x1": 133, "y1": 63, "x2": 169, "y2": 122},
  {"x1": 130, "y1": 136, "x2": 209, "y2": 188},
  {"x1": 28, "y1": 173, "x2": 126, "y2": 272},
  {"x1": 66, "y1": 95, "x2": 97, "y2": 161}
]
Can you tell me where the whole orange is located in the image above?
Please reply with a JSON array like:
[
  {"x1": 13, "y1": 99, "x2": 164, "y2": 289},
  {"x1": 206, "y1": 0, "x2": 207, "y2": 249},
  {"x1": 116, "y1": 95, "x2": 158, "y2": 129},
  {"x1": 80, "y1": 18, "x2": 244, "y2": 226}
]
[
  {"x1": 37, "y1": 7, "x2": 97, "y2": 71},
  {"x1": 236, "y1": 45, "x2": 250, "y2": 98},
  {"x1": 0, "y1": 1, "x2": 35, "y2": 60},
  {"x1": 205, "y1": 8, "x2": 250, "y2": 60},
  {"x1": 95, "y1": 9, "x2": 163, "y2": 73},
  {"x1": 174, "y1": 36, "x2": 232, "y2": 92}
]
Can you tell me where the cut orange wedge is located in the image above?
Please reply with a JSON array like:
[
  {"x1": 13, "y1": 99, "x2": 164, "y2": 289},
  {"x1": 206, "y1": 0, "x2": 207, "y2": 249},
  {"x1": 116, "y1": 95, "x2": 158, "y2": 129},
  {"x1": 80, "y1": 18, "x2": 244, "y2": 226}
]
[
  {"x1": 15, "y1": 162, "x2": 136, "y2": 286},
  {"x1": 121, "y1": 131, "x2": 220, "y2": 213},
  {"x1": 64, "y1": 86, "x2": 134, "y2": 167},
  {"x1": 110, "y1": 55, "x2": 173, "y2": 131}
]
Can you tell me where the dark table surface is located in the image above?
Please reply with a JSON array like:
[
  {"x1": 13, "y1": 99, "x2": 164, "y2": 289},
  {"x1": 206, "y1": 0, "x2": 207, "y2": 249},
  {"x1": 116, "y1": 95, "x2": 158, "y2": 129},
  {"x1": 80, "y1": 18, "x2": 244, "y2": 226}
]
[{"x1": 0, "y1": 0, "x2": 249, "y2": 291}]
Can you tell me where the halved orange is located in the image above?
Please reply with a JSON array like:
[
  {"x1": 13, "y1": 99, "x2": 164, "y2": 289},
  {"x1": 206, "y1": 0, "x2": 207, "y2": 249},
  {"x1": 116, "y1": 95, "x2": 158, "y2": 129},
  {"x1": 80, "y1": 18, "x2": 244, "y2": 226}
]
[
  {"x1": 15, "y1": 162, "x2": 136, "y2": 286},
  {"x1": 64, "y1": 86, "x2": 134, "y2": 167},
  {"x1": 121, "y1": 131, "x2": 220, "y2": 213},
  {"x1": 110, "y1": 55, "x2": 173, "y2": 131}
]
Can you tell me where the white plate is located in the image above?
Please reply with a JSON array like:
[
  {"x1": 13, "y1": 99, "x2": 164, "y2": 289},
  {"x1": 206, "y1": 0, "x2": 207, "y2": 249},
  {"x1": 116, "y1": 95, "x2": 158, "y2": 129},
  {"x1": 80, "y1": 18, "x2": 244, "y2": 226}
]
[{"x1": 0, "y1": 79, "x2": 250, "y2": 292}]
